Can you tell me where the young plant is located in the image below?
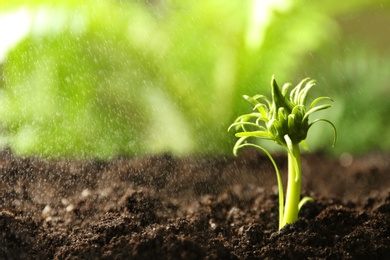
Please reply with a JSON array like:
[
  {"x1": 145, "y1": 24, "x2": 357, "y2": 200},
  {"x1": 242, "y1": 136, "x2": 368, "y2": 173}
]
[{"x1": 228, "y1": 75, "x2": 337, "y2": 230}]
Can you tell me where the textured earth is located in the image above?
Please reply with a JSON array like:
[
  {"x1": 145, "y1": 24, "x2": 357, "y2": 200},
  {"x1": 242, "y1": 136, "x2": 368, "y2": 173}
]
[{"x1": 0, "y1": 148, "x2": 389, "y2": 259}]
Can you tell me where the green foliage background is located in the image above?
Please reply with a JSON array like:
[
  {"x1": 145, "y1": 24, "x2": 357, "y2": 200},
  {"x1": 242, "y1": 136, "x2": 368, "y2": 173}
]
[{"x1": 0, "y1": 0, "x2": 389, "y2": 158}]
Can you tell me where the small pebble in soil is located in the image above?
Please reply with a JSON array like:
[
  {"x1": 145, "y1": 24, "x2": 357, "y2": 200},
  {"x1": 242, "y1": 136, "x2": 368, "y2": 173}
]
[
  {"x1": 41, "y1": 205, "x2": 52, "y2": 218},
  {"x1": 66, "y1": 204, "x2": 75, "y2": 212},
  {"x1": 81, "y1": 188, "x2": 91, "y2": 198}
]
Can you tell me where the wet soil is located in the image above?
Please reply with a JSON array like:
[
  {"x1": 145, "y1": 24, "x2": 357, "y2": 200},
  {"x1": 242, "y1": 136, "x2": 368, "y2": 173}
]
[{"x1": 0, "y1": 148, "x2": 389, "y2": 259}]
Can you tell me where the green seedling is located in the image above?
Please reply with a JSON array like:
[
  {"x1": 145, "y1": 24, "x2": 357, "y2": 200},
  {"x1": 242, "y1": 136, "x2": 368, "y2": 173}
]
[{"x1": 228, "y1": 75, "x2": 337, "y2": 230}]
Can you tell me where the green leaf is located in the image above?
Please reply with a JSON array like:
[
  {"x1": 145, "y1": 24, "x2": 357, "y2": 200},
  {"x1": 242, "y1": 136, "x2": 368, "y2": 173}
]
[
  {"x1": 228, "y1": 121, "x2": 266, "y2": 132},
  {"x1": 232, "y1": 136, "x2": 249, "y2": 156},
  {"x1": 233, "y1": 113, "x2": 265, "y2": 123},
  {"x1": 272, "y1": 76, "x2": 294, "y2": 112},
  {"x1": 298, "y1": 79, "x2": 315, "y2": 105},
  {"x1": 298, "y1": 196, "x2": 314, "y2": 211},
  {"x1": 309, "y1": 118, "x2": 338, "y2": 146},
  {"x1": 309, "y1": 96, "x2": 333, "y2": 110},
  {"x1": 303, "y1": 104, "x2": 332, "y2": 121},
  {"x1": 287, "y1": 114, "x2": 297, "y2": 137},
  {"x1": 292, "y1": 77, "x2": 310, "y2": 104},
  {"x1": 253, "y1": 103, "x2": 268, "y2": 117},
  {"x1": 282, "y1": 83, "x2": 292, "y2": 96},
  {"x1": 235, "y1": 131, "x2": 271, "y2": 138}
]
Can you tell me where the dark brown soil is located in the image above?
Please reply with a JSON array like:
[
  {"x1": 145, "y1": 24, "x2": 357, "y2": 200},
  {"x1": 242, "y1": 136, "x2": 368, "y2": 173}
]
[{"x1": 1, "y1": 148, "x2": 389, "y2": 259}]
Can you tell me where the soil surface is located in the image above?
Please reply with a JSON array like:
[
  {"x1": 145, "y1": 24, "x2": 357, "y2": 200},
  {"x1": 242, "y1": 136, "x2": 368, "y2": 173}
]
[{"x1": 0, "y1": 148, "x2": 389, "y2": 259}]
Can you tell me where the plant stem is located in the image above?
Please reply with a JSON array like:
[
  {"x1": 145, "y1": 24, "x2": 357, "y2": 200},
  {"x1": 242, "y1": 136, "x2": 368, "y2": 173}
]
[{"x1": 281, "y1": 143, "x2": 301, "y2": 228}]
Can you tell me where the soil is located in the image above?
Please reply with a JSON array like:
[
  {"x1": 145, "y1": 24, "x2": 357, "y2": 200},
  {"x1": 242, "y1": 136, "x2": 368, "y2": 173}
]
[{"x1": 0, "y1": 148, "x2": 389, "y2": 259}]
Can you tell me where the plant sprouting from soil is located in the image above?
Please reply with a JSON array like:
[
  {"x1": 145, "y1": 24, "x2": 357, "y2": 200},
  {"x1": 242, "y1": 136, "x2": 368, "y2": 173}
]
[{"x1": 228, "y1": 75, "x2": 337, "y2": 230}]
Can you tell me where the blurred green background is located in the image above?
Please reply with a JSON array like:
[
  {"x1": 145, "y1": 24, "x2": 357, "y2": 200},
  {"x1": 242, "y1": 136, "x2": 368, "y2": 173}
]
[{"x1": 0, "y1": 0, "x2": 389, "y2": 159}]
